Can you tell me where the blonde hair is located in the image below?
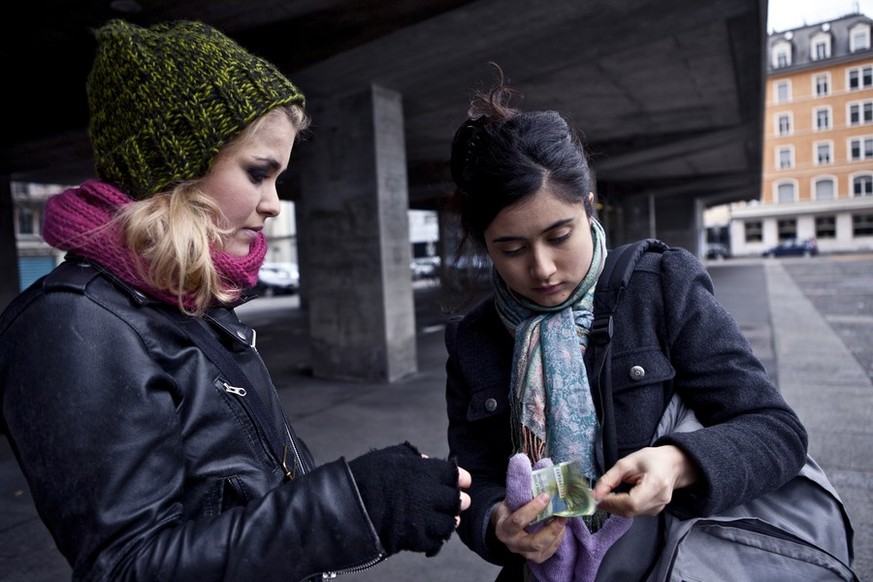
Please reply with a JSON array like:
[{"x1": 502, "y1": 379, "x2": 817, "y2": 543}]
[{"x1": 116, "y1": 104, "x2": 309, "y2": 316}]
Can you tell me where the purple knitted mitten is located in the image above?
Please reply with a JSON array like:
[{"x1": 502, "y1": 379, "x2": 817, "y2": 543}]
[
  {"x1": 569, "y1": 512, "x2": 634, "y2": 582},
  {"x1": 505, "y1": 453, "x2": 577, "y2": 582}
]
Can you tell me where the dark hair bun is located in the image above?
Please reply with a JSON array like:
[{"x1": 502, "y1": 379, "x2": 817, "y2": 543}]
[{"x1": 450, "y1": 116, "x2": 489, "y2": 191}]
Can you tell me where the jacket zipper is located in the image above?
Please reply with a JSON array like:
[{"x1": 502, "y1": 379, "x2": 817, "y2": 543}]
[
  {"x1": 223, "y1": 332, "x2": 381, "y2": 576},
  {"x1": 249, "y1": 346, "x2": 310, "y2": 478},
  {"x1": 223, "y1": 384, "x2": 383, "y2": 578},
  {"x1": 222, "y1": 381, "x2": 303, "y2": 480},
  {"x1": 319, "y1": 553, "x2": 385, "y2": 579}
]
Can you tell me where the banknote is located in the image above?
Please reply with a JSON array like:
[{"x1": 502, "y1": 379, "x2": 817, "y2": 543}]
[{"x1": 530, "y1": 459, "x2": 596, "y2": 524}]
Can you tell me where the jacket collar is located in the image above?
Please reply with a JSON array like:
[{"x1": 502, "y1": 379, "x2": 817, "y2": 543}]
[{"x1": 62, "y1": 255, "x2": 256, "y2": 350}]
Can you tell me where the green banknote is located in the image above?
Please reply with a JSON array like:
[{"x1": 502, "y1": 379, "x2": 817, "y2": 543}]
[{"x1": 530, "y1": 459, "x2": 596, "y2": 524}]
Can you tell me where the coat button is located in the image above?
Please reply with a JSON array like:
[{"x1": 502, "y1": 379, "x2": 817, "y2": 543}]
[
  {"x1": 485, "y1": 398, "x2": 498, "y2": 412},
  {"x1": 629, "y1": 366, "x2": 646, "y2": 381}
]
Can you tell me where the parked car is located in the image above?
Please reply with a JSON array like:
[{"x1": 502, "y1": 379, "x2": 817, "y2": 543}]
[
  {"x1": 410, "y1": 256, "x2": 440, "y2": 280},
  {"x1": 705, "y1": 243, "x2": 730, "y2": 260},
  {"x1": 255, "y1": 262, "x2": 300, "y2": 296},
  {"x1": 762, "y1": 238, "x2": 819, "y2": 258},
  {"x1": 443, "y1": 253, "x2": 492, "y2": 288}
]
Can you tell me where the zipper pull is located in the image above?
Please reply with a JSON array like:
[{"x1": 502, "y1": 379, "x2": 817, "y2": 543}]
[
  {"x1": 282, "y1": 444, "x2": 297, "y2": 480},
  {"x1": 223, "y1": 382, "x2": 247, "y2": 397}
]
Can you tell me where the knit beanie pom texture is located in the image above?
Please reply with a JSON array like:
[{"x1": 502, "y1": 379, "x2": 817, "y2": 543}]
[{"x1": 87, "y1": 19, "x2": 305, "y2": 199}]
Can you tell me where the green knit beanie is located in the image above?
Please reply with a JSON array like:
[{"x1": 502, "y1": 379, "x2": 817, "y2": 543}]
[{"x1": 87, "y1": 19, "x2": 306, "y2": 199}]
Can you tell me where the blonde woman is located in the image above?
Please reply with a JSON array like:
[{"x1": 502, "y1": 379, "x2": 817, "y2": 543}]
[{"x1": 0, "y1": 19, "x2": 469, "y2": 580}]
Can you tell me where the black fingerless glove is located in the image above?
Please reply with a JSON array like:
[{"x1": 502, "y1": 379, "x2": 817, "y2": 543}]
[{"x1": 348, "y1": 441, "x2": 460, "y2": 557}]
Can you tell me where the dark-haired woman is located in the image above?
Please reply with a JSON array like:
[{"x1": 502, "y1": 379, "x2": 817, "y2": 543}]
[{"x1": 443, "y1": 70, "x2": 807, "y2": 581}]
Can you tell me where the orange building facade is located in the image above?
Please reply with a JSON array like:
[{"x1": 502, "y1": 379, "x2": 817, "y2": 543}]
[{"x1": 730, "y1": 13, "x2": 873, "y2": 256}]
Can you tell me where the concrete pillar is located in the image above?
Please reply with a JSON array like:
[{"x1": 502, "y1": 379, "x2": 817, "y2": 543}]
[
  {"x1": 298, "y1": 84, "x2": 416, "y2": 382},
  {"x1": 618, "y1": 191, "x2": 698, "y2": 252},
  {"x1": 654, "y1": 193, "x2": 699, "y2": 252},
  {"x1": 0, "y1": 178, "x2": 21, "y2": 310},
  {"x1": 621, "y1": 192, "x2": 653, "y2": 244}
]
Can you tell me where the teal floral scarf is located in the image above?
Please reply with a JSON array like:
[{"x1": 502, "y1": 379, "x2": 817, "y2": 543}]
[{"x1": 495, "y1": 218, "x2": 607, "y2": 481}]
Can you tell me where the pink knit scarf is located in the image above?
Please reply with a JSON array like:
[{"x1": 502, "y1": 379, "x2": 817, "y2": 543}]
[{"x1": 42, "y1": 180, "x2": 266, "y2": 310}]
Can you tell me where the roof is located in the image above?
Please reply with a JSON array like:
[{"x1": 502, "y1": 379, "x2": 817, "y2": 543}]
[{"x1": 768, "y1": 12, "x2": 873, "y2": 72}]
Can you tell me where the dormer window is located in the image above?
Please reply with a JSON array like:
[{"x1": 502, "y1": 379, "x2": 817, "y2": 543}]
[
  {"x1": 850, "y1": 22, "x2": 871, "y2": 52},
  {"x1": 811, "y1": 31, "x2": 832, "y2": 61},
  {"x1": 771, "y1": 39, "x2": 792, "y2": 68}
]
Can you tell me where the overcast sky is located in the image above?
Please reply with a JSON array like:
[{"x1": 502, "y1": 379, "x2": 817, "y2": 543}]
[{"x1": 768, "y1": 0, "x2": 873, "y2": 32}]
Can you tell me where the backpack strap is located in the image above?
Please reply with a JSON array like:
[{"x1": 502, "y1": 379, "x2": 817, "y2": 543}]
[{"x1": 590, "y1": 238, "x2": 669, "y2": 473}]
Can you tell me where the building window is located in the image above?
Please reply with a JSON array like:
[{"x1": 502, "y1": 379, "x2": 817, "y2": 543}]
[
  {"x1": 775, "y1": 80, "x2": 790, "y2": 103},
  {"x1": 16, "y1": 206, "x2": 35, "y2": 235},
  {"x1": 777, "y1": 114, "x2": 791, "y2": 135},
  {"x1": 745, "y1": 221, "x2": 763, "y2": 243},
  {"x1": 811, "y1": 32, "x2": 831, "y2": 60},
  {"x1": 816, "y1": 216, "x2": 836, "y2": 239},
  {"x1": 772, "y1": 40, "x2": 792, "y2": 69},
  {"x1": 853, "y1": 214, "x2": 873, "y2": 236},
  {"x1": 814, "y1": 178, "x2": 835, "y2": 200},
  {"x1": 778, "y1": 219, "x2": 797, "y2": 241},
  {"x1": 848, "y1": 65, "x2": 872, "y2": 90},
  {"x1": 814, "y1": 73, "x2": 830, "y2": 96},
  {"x1": 776, "y1": 181, "x2": 796, "y2": 203},
  {"x1": 849, "y1": 136, "x2": 873, "y2": 161},
  {"x1": 778, "y1": 147, "x2": 793, "y2": 169},
  {"x1": 854, "y1": 174, "x2": 873, "y2": 197},
  {"x1": 815, "y1": 107, "x2": 831, "y2": 131},
  {"x1": 849, "y1": 101, "x2": 873, "y2": 126},
  {"x1": 815, "y1": 142, "x2": 832, "y2": 165},
  {"x1": 850, "y1": 23, "x2": 871, "y2": 52}
]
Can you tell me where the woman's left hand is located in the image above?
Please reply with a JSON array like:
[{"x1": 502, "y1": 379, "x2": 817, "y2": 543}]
[{"x1": 591, "y1": 445, "x2": 700, "y2": 516}]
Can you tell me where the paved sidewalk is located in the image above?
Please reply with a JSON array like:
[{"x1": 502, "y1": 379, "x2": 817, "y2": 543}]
[
  {"x1": 764, "y1": 259, "x2": 872, "y2": 579},
  {"x1": 1, "y1": 257, "x2": 870, "y2": 581}
]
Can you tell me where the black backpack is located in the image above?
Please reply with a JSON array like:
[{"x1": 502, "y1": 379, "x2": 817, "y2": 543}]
[{"x1": 587, "y1": 239, "x2": 859, "y2": 581}]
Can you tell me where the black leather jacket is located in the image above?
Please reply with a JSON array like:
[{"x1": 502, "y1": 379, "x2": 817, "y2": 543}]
[{"x1": 0, "y1": 258, "x2": 384, "y2": 581}]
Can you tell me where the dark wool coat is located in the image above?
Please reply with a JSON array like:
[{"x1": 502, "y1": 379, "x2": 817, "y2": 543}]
[
  {"x1": 0, "y1": 259, "x2": 384, "y2": 581},
  {"x1": 445, "y1": 246, "x2": 808, "y2": 581}
]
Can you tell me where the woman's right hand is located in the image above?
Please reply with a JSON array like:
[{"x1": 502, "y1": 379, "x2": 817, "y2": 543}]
[
  {"x1": 491, "y1": 496, "x2": 568, "y2": 564},
  {"x1": 348, "y1": 442, "x2": 465, "y2": 557}
]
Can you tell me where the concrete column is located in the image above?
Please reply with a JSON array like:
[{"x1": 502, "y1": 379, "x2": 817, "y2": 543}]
[
  {"x1": 0, "y1": 178, "x2": 21, "y2": 310},
  {"x1": 621, "y1": 192, "x2": 653, "y2": 244},
  {"x1": 619, "y1": 191, "x2": 698, "y2": 252},
  {"x1": 299, "y1": 85, "x2": 417, "y2": 382},
  {"x1": 653, "y1": 193, "x2": 699, "y2": 252}
]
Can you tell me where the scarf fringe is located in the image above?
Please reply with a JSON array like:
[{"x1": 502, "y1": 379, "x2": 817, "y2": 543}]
[{"x1": 519, "y1": 426, "x2": 546, "y2": 464}]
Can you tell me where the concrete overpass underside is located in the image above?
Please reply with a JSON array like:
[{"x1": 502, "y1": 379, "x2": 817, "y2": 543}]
[{"x1": 0, "y1": 0, "x2": 766, "y2": 381}]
